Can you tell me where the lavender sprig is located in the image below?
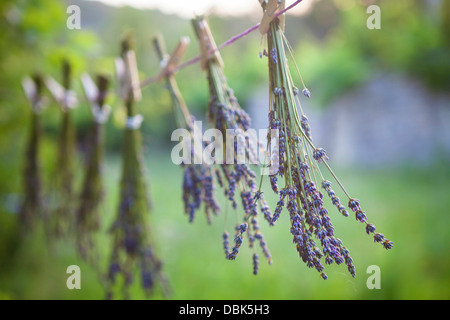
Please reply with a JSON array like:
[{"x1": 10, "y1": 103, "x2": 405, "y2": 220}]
[
  {"x1": 107, "y1": 38, "x2": 169, "y2": 299},
  {"x1": 153, "y1": 35, "x2": 221, "y2": 224},
  {"x1": 19, "y1": 74, "x2": 45, "y2": 231},
  {"x1": 76, "y1": 74, "x2": 110, "y2": 264},
  {"x1": 261, "y1": 2, "x2": 393, "y2": 280},
  {"x1": 192, "y1": 17, "x2": 273, "y2": 273}
]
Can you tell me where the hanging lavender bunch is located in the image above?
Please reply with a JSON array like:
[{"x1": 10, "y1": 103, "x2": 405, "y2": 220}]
[
  {"x1": 44, "y1": 60, "x2": 78, "y2": 238},
  {"x1": 19, "y1": 74, "x2": 46, "y2": 231},
  {"x1": 192, "y1": 17, "x2": 273, "y2": 273},
  {"x1": 153, "y1": 35, "x2": 221, "y2": 225},
  {"x1": 106, "y1": 37, "x2": 169, "y2": 299},
  {"x1": 76, "y1": 74, "x2": 111, "y2": 263},
  {"x1": 260, "y1": 0, "x2": 393, "y2": 280}
]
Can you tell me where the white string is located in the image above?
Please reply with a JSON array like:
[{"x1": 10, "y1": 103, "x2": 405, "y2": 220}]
[
  {"x1": 125, "y1": 114, "x2": 144, "y2": 130},
  {"x1": 63, "y1": 90, "x2": 78, "y2": 110},
  {"x1": 92, "y1": 104, "x2": 111, "y2": 124}
]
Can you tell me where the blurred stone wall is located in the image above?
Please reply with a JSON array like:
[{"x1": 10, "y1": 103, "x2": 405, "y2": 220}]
[{"x1": 249, "y1": 73, "x2": 450, "y2": 167}]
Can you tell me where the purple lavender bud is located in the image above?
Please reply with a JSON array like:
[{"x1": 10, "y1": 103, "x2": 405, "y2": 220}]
[
  {"x1": 260, "y1": 201, "x2": 273, "y2": 225},
  {"x1": 382, "y1": 240, "x2": 394, "y2": 250},
  {"x1": 347, "y1": 263, "x2": 356, "y2": 278},
  {"x1": 269, "y1": 175, "x2": 279, "y2": 194},
  {"x1": 334, "y1": 254, "x2": 344, "y2": 265},
  {"x1": 255, "y1": 230, "x2": 272, "y2": 265},
  {"x1": 348, "y1": 198, "x2": 361, "y2": 212},
  {"x1": 313, "y1": 148, "x2": 328, "y2": 162},
  {"x1": 320, "y1": 272, "x2": 328, "y2": 280},
  {"x1": 141, "y1": 271, "x2": 153, "y2": 289},
  {"x1": 108, "y1": 263, "x2": 121, "y2": 279},
  {"x1": 373, "y1": 233, "x2": 385, "y2": 243},
  {"x1": 215, "y1": 168, "x2": 223, "y2": 188},
  {"x1": 355, "y1": 210, "x2": 367, "y2": 223},
  {"x1": 365, "y1": 223, "x2": 376, "y2": 234},
  {"x1": 124, "y1": 236, "x2": 138, "y2": 254},
  {"x1": 270, "y1": 48, "x2": 278, "y2": 64},
  {"x1": 321, "y1": 180, "x2": 332, "y2": 190},
  {"x1": 253, "y1": 253, "x2": 259, "y2": 275},
  {"x1": 274, "y1": 87, "x2": 282, "y2": 96},
  {"x1": 300, "y1": 115, "x2": 312, "y2": 140},
  {"x1": 341, "y1": 209, "x2": 349, "y2": 217},
  {"x1": 302, "y1": 88, "x2": 311, "y2": 98},
  {"x1": 223, "y1": 232, "x2": 230, "y2": 258}
]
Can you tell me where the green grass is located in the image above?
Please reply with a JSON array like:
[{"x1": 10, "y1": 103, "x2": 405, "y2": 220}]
[{"x1": 1, "y1": 149, "x2": 449, "y2": 300}]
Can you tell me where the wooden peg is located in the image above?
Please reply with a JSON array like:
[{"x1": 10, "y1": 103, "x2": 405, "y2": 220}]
[
  {"x1": 156, "y1": 37, "x2": 190, "y2": 80},
  {"x1": 81, "y1": 73, "x2": 109, "y2": 106},
  {"x1": 124, "y1": 50, "x2": 142, "y2": 102},
  {"x1": 115, "y1": 57, "x2": 127, "y2": 100},
  {"x1": 153, "y1": 34, "x2": 193, "y2": 128},
  {"x1": 45, "y1": 60, "x2": 78, "y2": 111},
  {"x1": 192, "y1": 16, "x2": 224, "y2": 70},
  {"x1": 22, "y1": 76, "x2": 37, "y2": 107},
  {"x1": 259, "y1": 0, "x2": 285, "y2": 35},
  {"x1": 81, "y1": 73, "x2": 99, "y2": 105},
  {"x1": 22, "y1": 74, "x2": 44, "y2": 112},
  {"x1": 44, "y1": 75, "x2": 66, "y2": 106}
]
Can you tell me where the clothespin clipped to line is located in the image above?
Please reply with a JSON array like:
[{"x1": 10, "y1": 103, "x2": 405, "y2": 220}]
[
  {"x1": 153, "y1": 34, "x2": 193, "y2": 129},
  {"x1": 115, "y1": 49, "x2": 142, "y2": 103},
  {"x1": 140, "y1": 36, "x2": 190, "y2": 88},
  {"x1": 22, "y1": 75, "x2": 47, "y2": 113},
  {"x1": 194, "y1": 17, "x2": 224, "y2": 71},
  {"x1": 81, "y1": 73, "x2": 111, "y2": 124},
  {"x1": 44, "y1": 60, "x2": 79, "y2": 112},
  {"x1": 157, "y1": 36, "x2": 190, "y2": 80},
  {"x1": 44, "y1": 76, "x2": 78, "y2": 111},
  {"x1": 259, "y1": 0, "x2": 286, "y2": 35}
]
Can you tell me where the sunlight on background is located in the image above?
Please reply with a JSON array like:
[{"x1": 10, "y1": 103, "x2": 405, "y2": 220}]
[{"x1": 90, "y1": 0, "x2": 315, "y2": 17}]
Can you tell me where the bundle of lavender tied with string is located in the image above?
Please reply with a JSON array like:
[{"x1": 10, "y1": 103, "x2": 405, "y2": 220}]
[
  {"x1": 106, "y1": 37, "x2": 169, "y2": 299},
  {"x1": 259, "y1": 0, "x2": 393, "y2": 280},
  {"x1": 44, "y1": 59, "x2": 78, "y2": 238},
  {"x1": 192, "y1": 16, "x2": 274, "y2": 274},
  {"x1": 76, "y1": 73, "x2": 111, "y2": 264},
  {"x1": 19, "y1": 74, "x2": 46, "y2": 231},
  {"x1": 153, "y1": 34, "x2": 221, "y2": 225}
]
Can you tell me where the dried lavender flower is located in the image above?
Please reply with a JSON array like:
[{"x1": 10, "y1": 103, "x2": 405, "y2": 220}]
[
  {"x1": 153, "y1": 35, "x2": 221, "y2": 224},
  {"x1": 107, "y1": 38, "x2": 169, "y2": 299},
  {"x1": 19, "y1": 74, "x2": 45, "y2": 231},
  {"x1": 261, "y1": 1, "x2": 393, "y2": 280},
  {"x1": 75, "y1": 74, "x2": 110, "y2": 264},
  {"x1": 192, "y1": 16, "x2": 273, "y2": 272},
  {"x1": 45, "y1": 60, "x2": 78, "y2": 238}
]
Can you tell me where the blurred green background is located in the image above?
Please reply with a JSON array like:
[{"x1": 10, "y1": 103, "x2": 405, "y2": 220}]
[{"x1": 0, "y1": 0, "x2": 449, "y2": 300}]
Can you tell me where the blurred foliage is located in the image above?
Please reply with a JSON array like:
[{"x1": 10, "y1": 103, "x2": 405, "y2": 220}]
[{"x1": 295, "y1": 0, "x2": 450, "y2": 106}]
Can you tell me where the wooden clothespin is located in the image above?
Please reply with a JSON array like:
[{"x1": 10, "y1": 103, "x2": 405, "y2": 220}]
[
  {"x1": 81, "y1": 73, "x2": 111, "y2": 124},
  {"x1": 156, "y1": 37, "x2": 190, "y2": 81},
  {"x1": 22, "y1": 74, "x2": 45, "y2": 113},
  {"x1": 45, "y1": 60, "x2": 78, "y2": 111},
  {"x1": 44, "y1": 76, "x2": 78, "y2": 111},
  {"x1": 124, "y1": 50, "x2": 142, "y2": 102},
  {"x1": 116, "y1": 38, "x2": 142, "y2": 103},
  {"x1": 192, "y1": 17, "x2": 224, "y2": 70},
  {"x1": 81, "y1": 73, "x2": 98, "y2": 105},
  {"x1": 153, "y1": 34, "x2": 193, "y2": 128},
  {"x1": 259, "y1": 0, "x2": 286, "y2": 35}
]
